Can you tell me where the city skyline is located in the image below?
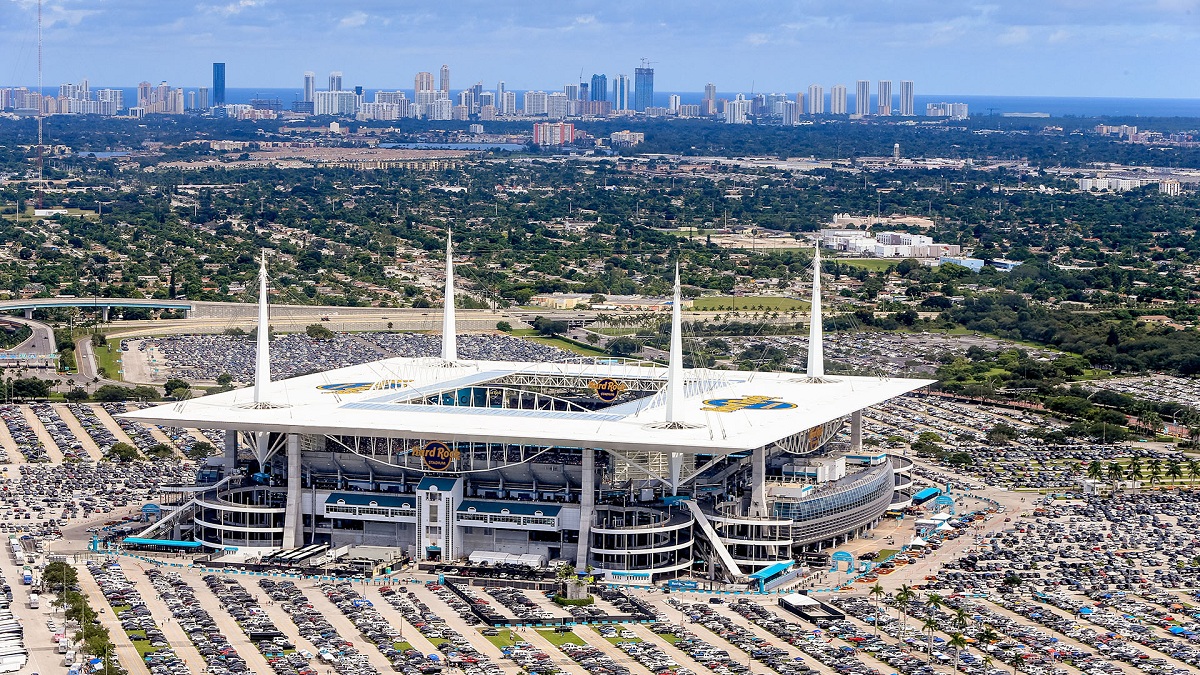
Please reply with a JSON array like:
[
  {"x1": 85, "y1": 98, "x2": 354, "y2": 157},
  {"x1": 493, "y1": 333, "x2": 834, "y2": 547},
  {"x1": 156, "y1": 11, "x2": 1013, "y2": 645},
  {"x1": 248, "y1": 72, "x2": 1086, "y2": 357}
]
[{"x1": 1, "y1": 1, "x2": 1199, "y2": 99}]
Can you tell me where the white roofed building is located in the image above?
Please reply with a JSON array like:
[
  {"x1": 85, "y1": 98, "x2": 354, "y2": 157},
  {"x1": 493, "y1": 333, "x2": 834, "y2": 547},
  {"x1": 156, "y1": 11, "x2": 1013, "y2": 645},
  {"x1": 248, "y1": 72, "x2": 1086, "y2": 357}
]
[{"x1": 123, "y1": 245, "x2": 928, "y2": 585}]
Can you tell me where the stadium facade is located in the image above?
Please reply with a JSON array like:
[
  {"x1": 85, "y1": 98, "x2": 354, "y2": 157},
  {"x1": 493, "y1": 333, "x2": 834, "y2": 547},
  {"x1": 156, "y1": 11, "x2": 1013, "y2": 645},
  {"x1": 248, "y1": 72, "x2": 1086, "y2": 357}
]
[{"x1": 127, "y1": 242, "x2": 929, "y2": 584}]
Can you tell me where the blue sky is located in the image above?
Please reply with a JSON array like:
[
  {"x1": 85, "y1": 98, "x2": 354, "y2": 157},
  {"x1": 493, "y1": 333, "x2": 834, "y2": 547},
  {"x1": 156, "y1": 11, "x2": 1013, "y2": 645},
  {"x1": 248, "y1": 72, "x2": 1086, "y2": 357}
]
[{"x1": 3, "y1": 0, "x2": 1200, "y2": 97}]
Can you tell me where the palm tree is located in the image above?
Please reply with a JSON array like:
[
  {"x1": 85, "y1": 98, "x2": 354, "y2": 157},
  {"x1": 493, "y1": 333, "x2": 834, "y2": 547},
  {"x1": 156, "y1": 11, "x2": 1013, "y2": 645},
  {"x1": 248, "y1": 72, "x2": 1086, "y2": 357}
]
[
  {"x1": 895, "y1": 584, "x2": 916, "y2": 634},
  {"x1": 1107, "y1": 461, "x2": 1125, "y2": 492},
  {"x1": 1086, "y1": 461, "x2": 1104, "y2": 481},
  {"x1": 952, "y1": 607, "x2": 969, "y2": 633},
  {"x1": 922, "y1": 616, "x2": 940, "y2": 665},
  {"x1": 925, "y1": 592, "x2": 945, "y2": 616},
  {"x1": 949, "y1": 633, "x2": 969, "y2": 673},
  {"x1": 1148, "y1": 458, "x2": 1163, "y2": 486},
  {"x1": 1188, "y1": 458, "x2": 1200, "y2": 484},
  {"x1": 1167, "y1": 459, "x2": 1183, "y2": 484},
  {"x1": 980, "y1": 654, "x2": 994, "y2": 675},
  {"x1": 1128, "y1": 457, "x2": 1145, "y2": 485},
  {"x1": 869, "y1": 582, "x2": 886, "y2": 635}
]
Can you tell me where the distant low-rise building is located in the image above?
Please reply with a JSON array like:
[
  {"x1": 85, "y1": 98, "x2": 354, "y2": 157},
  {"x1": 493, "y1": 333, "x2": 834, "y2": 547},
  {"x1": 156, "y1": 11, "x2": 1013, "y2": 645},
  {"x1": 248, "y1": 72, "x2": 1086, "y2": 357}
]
[{"x1": 609, "y1": 130, "x2": 645, "y2": 147}]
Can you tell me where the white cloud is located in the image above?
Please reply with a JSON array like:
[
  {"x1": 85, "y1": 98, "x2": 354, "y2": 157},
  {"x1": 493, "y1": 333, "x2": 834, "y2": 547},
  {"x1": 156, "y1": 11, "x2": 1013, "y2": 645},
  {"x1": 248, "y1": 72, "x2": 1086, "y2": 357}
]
[
  {"x1": 745, "y1": 32, "x2": 769, "y2": 46},
  {"x1": 206, "y1": 0, "x2": 265, "y2": 18},
  {"x1": 1048, "y1": 29, "x2": 1071, "y2": 43},
  {"x1": 997, "y1": 26, "x2": 1031, "y2": 44},
  {"x1": 338, "y1": 10, "x2": 368, "y2": 28}
]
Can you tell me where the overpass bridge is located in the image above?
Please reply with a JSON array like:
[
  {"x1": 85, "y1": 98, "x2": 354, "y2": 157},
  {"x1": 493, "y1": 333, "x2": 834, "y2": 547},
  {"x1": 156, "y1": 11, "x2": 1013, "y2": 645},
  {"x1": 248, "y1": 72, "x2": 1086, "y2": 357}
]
[{"x1": 0, "y1": 297, "x2": 194, "y2": 321}]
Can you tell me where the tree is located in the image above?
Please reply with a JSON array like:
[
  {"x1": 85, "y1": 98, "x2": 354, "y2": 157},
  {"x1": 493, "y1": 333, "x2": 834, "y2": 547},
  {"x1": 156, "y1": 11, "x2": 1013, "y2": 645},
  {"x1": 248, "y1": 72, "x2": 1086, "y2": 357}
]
[
  {"x1": 1167, "y1": 458, "x2": 1183, "y2": 483},
  {"x1": 305, "y1": 323, "x2": 335, "y2": 340},
  {"x1": 186, "y1": 441, "x2": 216, "y2": 461},
  {"x1": 606, "y1": 336, "x2": 640, "y2": 357},
  {"x1": 922, "y1": 616, "x2": 940, "y2": 664},
  {"x1": 1086, "y1": 461, "x2": 1104, "y2": 481},
  {"x1": 43, "y1": 560, "x2": 78, "y2": 589},
  {"x1": 1148, "y1": 458, "x2": 1163, "y2": 486},
  {"x1": 90, "y1": 333, "x2": 107, "y2": 347},
  {"x1": 146, "y1": 443, "x2": 174, "y2": 459},
  {"x1": 531, "y1": 316, "x2": 568, "y2": 335},
  {"x1": 65, "y1": 387, "x2": 89, "y2": 402},
  {"x1": 10, "y1": 377, "x2": 50, "y2": 400},
  {"x1": 163, "y1": 378, "x2": 190, "y2": 393},
  {"x1": 923, "y1": 593, "x2": 944, "y2": 660},
  {"x1": 1107, "y1": 461, "x2": 1125, "y2": 492},
  {"x1": 949, "y1": 633, "x2": 969, "y2": 673},
  {"x1": 496, "y1": 321, "x2": 513, "y2": 332},
  {"x1": 894, "y1": 584, "x2": 915, "y2": 633},
  {"x1": 106, "y1": 442, "x2": 139, "y2": 462},
  {"x1": 1188, "y1": 458, "x2": 1200, "y2": 483},
  {"x1": 869, "y1": 582, "x2": 886, "y2": 635},
  {"x1": 216, "y1": 373, "x2": 234, "y2": 386}
]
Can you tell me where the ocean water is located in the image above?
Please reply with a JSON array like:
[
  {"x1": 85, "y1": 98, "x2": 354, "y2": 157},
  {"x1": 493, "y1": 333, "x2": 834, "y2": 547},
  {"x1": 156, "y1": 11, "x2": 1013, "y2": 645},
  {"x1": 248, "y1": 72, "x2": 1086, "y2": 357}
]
[{"x1": 66, "y1": 87, "x2": 1200, "y2": 119}]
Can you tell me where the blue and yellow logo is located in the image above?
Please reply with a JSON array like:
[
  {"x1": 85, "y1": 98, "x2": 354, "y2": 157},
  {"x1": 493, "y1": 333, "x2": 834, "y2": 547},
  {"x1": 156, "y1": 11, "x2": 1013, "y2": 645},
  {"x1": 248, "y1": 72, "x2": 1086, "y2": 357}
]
[
  {"x1": 589, "y1": 378, "x2": 627, "y2": 403},
  {"x1": 412, "y1": 441, "x2": 460, "y2": 472},
  {"x1": 317, "y1": 379, "x2": 411, "y2": 394},
  {"x1": 702, "y1": 395, "x2": 797, "y2": 413}
]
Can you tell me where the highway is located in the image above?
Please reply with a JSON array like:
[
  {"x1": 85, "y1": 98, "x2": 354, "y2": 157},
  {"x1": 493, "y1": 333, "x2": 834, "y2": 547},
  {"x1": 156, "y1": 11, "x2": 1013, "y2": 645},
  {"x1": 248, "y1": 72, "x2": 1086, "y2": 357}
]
[{"x1": 0, "y1": 315, "x2": 56, "y2": 356}]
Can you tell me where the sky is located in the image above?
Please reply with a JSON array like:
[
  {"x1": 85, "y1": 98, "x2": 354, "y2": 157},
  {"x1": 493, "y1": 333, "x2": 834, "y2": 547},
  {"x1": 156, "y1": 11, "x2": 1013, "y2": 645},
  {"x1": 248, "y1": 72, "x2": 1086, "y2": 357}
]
[{"x1": 3, "y1": 0, "x2": 1200, "y2": 98}]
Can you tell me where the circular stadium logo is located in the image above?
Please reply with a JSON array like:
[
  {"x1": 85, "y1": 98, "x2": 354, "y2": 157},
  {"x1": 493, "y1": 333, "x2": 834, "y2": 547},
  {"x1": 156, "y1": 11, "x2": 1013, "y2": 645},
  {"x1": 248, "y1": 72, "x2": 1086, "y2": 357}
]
[
  {"x1": 590, "y1": 377, "x2": 626, "y2": 402},
  {"x1": 413, "y1": 441, "x2": 460, "y2": 471},
  {"x1": 702, "y1": 395, "x2": 798, "y2": 413}
]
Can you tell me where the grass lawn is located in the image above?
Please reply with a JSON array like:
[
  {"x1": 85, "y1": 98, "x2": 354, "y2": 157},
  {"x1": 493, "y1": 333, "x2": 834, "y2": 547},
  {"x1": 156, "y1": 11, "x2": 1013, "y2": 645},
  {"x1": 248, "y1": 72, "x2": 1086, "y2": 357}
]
[
  {"x1": 657, "y1": 632, "x2": 682, "y2": 645},
  {"x1": 873, "y1": 548, "x2": 900, "y2": 561},
  {"x1": 394, "y1": 641, "x2": 414, "y2": 652},
  {"x1": 692, "y1": 296, "x2": 810, "y2": 311},
  {"x1": 91, "y1": 342, "x2": 124, "y2": 381},
  {"x1": 537, "y1": 629, "x2": 585, "y2": 647},
  {"x1": 483, "y1": 629, "x2": 518, "y2": 648}
]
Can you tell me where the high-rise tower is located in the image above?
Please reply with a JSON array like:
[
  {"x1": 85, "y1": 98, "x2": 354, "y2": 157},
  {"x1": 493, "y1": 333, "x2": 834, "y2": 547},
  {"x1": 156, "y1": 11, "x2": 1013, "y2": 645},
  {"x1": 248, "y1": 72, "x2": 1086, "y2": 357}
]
[
  {"x1": 439, "y1": 64, "x2": 450, "y2": 94},
  {"x1": 830, "y1": 84, "x2": 847, "y2": 114},
  {"x1": 855, "y1": 80, "x2": 870, "y2": 115},
  {"x1": 303, "y1": 71, "x2": 315, "y2": 102},
  {"x1": 590, "y1": 74, "x2": 607, "y2": 102},
  {"x1": 877, "y1": 80, "x2": 892, "y2": 116},
  {"x1": 899, "y1": 80, "x2": 914, "y2": 116},
  {"x1": 703, "y1": 82, "x2": 717, "y2": 115},
  {"x1": 806, "y1": 84, "x2": 824, "y2": 114},
  {"x1": 613, "y1": 74, "x2": 632, "y2": 111},
  {"x1": 212, "y1": 63, "x2": 225, "y2": 107},
  {"x1": 416, "y1": 71, "x2": 435, "y2": 93},
  {"x1": 633, "y1": 63, "x2": 654, "y2": 111},
  {"x1": 329, "y1": 71, "x2": 343, "y2": 92}
]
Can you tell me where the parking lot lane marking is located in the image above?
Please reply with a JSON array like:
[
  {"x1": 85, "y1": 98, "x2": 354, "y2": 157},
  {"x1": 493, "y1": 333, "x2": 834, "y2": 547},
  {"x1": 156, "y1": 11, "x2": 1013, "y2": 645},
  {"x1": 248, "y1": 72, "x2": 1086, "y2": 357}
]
[
  {"x1": 74, "y1": 562, "x2": 154, "y2": 675},
  {"x1": 88, "y1": 403, "x2": 140, "y2": 449},
  {"x1": 53, "y1": 403, "x2": 105, "y2": 461},
  {"x1": 21, "y1": 404, "x2": 63, "y2": 464}
]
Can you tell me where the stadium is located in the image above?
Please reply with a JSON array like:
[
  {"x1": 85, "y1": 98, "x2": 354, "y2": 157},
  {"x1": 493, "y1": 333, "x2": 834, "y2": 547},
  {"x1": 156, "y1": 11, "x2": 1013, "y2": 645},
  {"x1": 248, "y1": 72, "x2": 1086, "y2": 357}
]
[{"x1": 125, "y1": 243, "x2": 930, "y2": 585}]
